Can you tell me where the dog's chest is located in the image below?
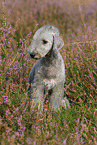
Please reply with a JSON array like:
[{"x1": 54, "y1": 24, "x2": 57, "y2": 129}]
[
  {"x1": 42, "y1": 61, "x2": 64, "y2": 89},
  {"x1": 42, "y1": 61, "x2": 61, "y2": 78},
  {"x1": 45, "y1": 65, "x2": 58, "y2": 77}
]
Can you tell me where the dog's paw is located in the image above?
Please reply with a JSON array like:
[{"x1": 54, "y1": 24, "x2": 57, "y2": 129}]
[{"x1": 62, "y1": 97, "x2": 70, "y2": 109}]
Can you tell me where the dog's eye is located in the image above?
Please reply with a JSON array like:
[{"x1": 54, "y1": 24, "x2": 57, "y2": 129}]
[{"x1": 42, "y1": 39, "x2": 48, "y2": 44}]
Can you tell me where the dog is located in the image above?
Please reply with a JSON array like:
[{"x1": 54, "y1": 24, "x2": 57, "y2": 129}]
[{"x1": 28, "y1": 25, "x2": 70, "y2": 110}]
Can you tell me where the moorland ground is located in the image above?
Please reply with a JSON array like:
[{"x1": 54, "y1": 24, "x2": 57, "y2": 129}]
[{"x1": 0, "y1": 0, "x2": 97, "y2": 144}]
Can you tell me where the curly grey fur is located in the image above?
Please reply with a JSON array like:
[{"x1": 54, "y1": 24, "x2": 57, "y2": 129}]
[{"x1": 28, "y1": 25, "x2": 70, "y2": 110}]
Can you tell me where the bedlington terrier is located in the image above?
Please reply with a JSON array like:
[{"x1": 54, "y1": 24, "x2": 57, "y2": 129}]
[{"x1": 28, "y1": 25, "x2": 70, "y2": 110}]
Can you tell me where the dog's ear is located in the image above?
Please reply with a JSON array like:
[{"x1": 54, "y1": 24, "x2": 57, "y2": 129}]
[{"x1": 54, "y1": 35, "x2": 64, "y2": 50}]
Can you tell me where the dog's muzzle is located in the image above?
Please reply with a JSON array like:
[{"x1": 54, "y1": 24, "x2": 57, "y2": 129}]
[
  {"x1": 30, "y1": 53, "x2": 35, "y2": 58},
  {"x1": 30, "y1": 53, "x2": 41, "y2": 59}
]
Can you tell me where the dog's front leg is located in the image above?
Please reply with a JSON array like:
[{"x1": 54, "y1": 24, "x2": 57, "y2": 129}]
[{"x1": 30, "y1": 84, "x2": 44, "y2": 111}]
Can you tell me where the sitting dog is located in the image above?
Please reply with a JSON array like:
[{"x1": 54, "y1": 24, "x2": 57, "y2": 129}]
[{"x1": 28, "y1": 25, "x2": 70, "y2": 110}]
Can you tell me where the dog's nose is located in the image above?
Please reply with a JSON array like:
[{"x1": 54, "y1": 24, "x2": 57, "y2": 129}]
[{"x1": 30, "y1": 53, "x2": 35, "y2": 58}]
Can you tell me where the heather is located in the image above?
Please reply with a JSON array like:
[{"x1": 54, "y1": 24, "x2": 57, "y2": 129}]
[{"x1": 0, "y1": 0, "x2": 97, "y2": 144}]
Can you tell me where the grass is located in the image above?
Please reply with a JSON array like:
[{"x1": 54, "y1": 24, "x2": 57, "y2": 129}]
[{"x1": 0, "y1": 0, "x2": 97, "y2": 144}]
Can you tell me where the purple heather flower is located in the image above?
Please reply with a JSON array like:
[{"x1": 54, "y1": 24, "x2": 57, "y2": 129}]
[{"x1": 2, "y1": 95, "x2": 8, "y2": 103}]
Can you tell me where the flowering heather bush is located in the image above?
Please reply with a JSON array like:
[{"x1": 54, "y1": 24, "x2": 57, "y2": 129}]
[{"x1": 0, "y1": 0, "x2": 97, "y2": 144}]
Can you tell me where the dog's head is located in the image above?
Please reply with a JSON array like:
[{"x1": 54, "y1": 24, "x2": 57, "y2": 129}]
[{"x1": 28, "y1": 25, "x2": 64, "y2": 59}]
